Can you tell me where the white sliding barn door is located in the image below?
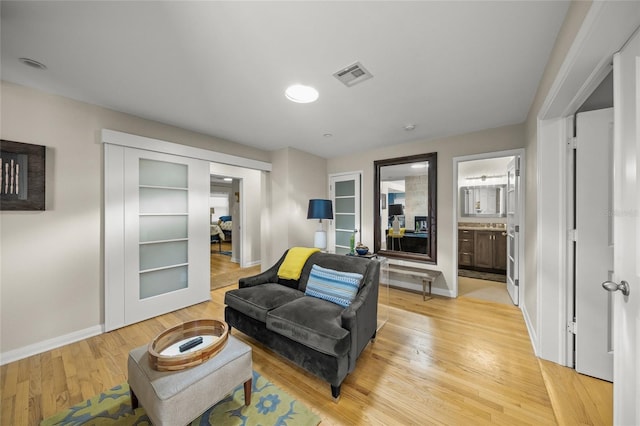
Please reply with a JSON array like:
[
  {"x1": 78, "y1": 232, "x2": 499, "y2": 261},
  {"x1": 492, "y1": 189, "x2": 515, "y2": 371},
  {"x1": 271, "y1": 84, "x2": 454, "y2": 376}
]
[{"x1": 105, "y1": 145, "x2": 210, "y2": 331}]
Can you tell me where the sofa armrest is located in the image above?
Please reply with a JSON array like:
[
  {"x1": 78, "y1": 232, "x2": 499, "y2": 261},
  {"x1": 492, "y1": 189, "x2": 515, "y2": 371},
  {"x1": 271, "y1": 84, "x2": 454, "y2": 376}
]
[
  {"x1": 341, "y1": 261, "x2": 380, "y2": 371},
  {"x1": 238, "y1": 250, "x2": 289, "y2": 288},
  {"x1": 239, "y1": 271, "x2": 277, "y2": 288}
]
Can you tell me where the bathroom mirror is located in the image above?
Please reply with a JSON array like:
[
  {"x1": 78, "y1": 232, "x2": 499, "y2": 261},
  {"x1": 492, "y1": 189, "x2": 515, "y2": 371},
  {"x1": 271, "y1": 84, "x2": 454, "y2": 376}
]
[
  {"x1": 374, "y1": 152, "x2": 437, "y2": 263},
  {"x1": 460, "y1": 185, "x2": 506, "y2": 217}
]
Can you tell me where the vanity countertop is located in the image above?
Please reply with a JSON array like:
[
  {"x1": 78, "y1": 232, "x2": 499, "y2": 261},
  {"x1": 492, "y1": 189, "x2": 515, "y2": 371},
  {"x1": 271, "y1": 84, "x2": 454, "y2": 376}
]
[{"x1": 458, "y1": 222, "x2": 506, "y2": 231}]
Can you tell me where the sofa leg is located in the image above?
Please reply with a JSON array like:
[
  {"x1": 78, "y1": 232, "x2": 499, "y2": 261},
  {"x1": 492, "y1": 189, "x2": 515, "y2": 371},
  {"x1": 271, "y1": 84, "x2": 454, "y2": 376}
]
[
  {"x1": 331, "y1": 384, "x2": 341, "y2": 401},
  {"x1": 371, "y1": 330, "x2": 377, "y2": 342}
]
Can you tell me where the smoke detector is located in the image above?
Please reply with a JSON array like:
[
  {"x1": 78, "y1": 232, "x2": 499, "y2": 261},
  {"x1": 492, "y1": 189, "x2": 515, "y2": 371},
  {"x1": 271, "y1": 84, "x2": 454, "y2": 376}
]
[{"x1": 333, "y1": 61, "x2": 373, "y2": 87}]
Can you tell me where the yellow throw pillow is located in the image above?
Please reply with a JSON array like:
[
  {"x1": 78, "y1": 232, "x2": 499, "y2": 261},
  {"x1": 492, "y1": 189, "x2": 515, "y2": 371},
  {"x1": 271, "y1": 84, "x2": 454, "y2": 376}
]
[{"x1": 277, "y1": 247, "x2": 320, "y2": 280}]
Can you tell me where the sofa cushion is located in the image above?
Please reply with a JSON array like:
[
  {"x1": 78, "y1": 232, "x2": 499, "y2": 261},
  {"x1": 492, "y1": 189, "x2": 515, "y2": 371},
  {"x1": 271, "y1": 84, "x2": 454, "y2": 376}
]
[
  {"x1": 298, "y1": 252, "x2": 371, "y2": 292},
  {"x1": 266, "y1": 296, "x2": 350, "y2": 357},
  {"x1": 305, "y1": 264, "x2": 363, "y2": 307},
  {"x1": 224, "y1": 284, "x2": 304, "y2": 323}
]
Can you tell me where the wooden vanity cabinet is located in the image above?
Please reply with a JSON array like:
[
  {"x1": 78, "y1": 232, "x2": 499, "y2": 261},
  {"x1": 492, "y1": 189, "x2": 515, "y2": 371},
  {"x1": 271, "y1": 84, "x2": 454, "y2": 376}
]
[
  {"x1": 458, "y1": 229, "x2": 507, "y2": 273},
  {"x1": 458, "y1": 230, "x2": 474, "y2": 267},
  {"x1": 492, "y1": 232, "x2": 507, "y2": 271},
  {"x1": 474, "y1": 230, "x2": 507, "y2": 272}
]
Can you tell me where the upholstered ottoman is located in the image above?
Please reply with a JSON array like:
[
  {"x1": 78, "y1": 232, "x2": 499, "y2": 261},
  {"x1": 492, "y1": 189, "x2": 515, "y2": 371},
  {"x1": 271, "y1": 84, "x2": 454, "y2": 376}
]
[{"x1": 127, "y1": 335, "x2": 252, "y2": 426}]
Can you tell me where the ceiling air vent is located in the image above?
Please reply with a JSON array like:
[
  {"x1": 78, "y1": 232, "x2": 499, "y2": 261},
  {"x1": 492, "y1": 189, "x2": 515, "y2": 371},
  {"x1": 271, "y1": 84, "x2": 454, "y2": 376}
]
[{"x1": 333, "y1": 61, "x2": 373, "y2": 87}]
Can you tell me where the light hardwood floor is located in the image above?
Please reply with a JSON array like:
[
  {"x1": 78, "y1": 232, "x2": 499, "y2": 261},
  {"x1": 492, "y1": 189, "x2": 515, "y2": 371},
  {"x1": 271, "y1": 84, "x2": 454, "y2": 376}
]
[
  {"x1": 1, "y1": 259, "x2": 612, "y2": 425},
  {"x1": 210, "y1": 241, "x2": 261, "y2": 290}
]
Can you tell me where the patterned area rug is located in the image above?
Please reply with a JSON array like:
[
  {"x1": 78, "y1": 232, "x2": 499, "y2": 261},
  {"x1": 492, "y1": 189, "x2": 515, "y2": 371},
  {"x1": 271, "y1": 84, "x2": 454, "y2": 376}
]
[{"x1": 41, "y1": 370, "x2": 320, "y2": 426}]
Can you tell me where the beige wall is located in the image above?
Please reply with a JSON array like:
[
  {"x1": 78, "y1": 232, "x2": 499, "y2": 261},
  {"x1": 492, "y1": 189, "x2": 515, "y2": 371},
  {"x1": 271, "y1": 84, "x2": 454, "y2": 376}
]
[
  {"x1": 522, "y1": 1, "x2": 592, "y2": 339},
  {"x1": 265, "y1": 147, "x2": 328, "y2": 268},
  {"x1": 328, "y1": 123, "x2": 526, "y2": 295},
  {"x1": 0, "y1": 81, "x2": 270, "y2": 356}
]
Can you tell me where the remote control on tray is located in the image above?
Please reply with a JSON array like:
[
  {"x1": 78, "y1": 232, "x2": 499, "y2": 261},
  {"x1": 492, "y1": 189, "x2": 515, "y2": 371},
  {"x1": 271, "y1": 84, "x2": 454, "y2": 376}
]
[{"x1": 179, "y1": 336, "x2": 203, "y2": 352}]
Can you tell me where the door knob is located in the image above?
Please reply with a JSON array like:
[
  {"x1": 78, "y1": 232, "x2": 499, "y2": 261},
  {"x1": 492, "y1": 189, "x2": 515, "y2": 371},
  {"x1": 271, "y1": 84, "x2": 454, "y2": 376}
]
[{"x1": 602, "y1": 280, "x2": 630, "y2": 296}]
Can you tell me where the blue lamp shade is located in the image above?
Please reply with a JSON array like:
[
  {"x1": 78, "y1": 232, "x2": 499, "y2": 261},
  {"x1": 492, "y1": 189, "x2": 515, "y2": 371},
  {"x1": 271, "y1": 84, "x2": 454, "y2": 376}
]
[{"x1": 307, "y1": 199, "x2": 333, "y2": 220}]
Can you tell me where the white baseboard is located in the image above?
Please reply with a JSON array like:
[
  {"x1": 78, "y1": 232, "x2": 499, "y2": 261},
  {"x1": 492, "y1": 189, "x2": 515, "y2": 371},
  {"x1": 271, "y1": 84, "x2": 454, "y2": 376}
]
[
  {"x1": 244, "y1": 259, "x2": 261, "y2": 268},
  {"x1": 0, "y1": 324, "x2": 104, "y2": 366},
  {"x1": 521, "y1": 303, "x2": 539, "y2": 356}
]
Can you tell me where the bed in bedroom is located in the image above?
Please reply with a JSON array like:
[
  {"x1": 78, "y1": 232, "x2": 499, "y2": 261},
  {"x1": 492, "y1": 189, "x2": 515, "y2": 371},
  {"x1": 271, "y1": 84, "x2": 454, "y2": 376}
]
[
  {"x1": 218, "y1": 216, "x2": 232, "y2": 241},
  {"x1": 210, "y1": 216, "x2": 232, "y2": 252}
]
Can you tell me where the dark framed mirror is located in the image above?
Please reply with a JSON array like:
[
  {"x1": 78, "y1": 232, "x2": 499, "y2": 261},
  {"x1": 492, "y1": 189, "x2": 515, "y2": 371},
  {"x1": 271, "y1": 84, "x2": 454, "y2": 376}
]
[{"x1": 374, "y1": 153, "x2": 437, "y2": 263}]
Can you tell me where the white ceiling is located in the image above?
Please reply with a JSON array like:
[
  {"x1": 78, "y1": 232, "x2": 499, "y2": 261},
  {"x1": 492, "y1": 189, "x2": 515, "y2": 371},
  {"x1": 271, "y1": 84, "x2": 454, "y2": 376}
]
[{"x1": 1, "y1": 1, "x2": 570, "y2": 159}]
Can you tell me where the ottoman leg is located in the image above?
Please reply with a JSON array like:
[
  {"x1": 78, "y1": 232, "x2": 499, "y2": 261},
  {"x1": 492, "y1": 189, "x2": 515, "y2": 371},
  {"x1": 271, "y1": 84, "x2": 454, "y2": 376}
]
[
  {"x1": 130, "y1": 387, "x2": 139, "y2": 410},
  {"x1": 244, "y1": 378, "x2": 252, "y2": 406}
]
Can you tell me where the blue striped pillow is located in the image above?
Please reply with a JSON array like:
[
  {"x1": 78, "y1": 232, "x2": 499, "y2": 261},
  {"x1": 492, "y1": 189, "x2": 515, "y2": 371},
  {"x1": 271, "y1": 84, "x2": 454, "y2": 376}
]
[{"x1": 304, "y1": 264, "x2": 363, "y2": 307}]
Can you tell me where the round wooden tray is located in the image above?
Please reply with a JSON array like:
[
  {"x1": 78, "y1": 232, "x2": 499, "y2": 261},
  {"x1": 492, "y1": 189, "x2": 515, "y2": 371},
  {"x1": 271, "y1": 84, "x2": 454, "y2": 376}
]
[{"x1": 148, "y1": 319, "x2": 229, "y2": 371}]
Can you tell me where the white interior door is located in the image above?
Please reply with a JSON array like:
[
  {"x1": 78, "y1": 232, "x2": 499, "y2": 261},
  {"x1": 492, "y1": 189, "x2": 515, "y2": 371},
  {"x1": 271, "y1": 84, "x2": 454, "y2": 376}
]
[
  {"x1": 105, "y1": 145, "x2": 210, "y2": 330},
  {"x1": 124, "y1": 149, "x2": 210, "y2": 325},
  {"x1": 575, "y1": 108, "x2": 614, "y2": 381},
  {"x1": 506, "y1": 157, "x2": 520, "y2": 305},
  {"x1": 329, "y1": 173, "x2": 361, "y2": 254},
  {"x1": 610, "y1": 28, "x2": 640, "y2": 425}
]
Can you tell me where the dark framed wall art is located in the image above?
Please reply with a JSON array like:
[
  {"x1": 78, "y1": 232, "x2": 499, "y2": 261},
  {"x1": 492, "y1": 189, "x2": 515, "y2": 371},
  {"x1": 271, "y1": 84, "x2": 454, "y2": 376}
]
[{"x1": 0, "y1": 139, "x2": 46, "y2": 210}]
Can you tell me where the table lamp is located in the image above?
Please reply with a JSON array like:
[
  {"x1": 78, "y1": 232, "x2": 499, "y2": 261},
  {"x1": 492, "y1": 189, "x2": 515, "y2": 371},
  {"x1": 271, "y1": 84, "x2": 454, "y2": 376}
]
[{"x1": 307, "y1": 199, "x2": 333, "y2": 250}]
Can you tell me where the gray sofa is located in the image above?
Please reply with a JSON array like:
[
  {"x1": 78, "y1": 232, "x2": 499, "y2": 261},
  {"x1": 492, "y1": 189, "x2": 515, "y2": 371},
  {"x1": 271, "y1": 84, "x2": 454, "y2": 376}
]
[{"x1": 224, "y1": 250, "x2": 380, "y2": 399}]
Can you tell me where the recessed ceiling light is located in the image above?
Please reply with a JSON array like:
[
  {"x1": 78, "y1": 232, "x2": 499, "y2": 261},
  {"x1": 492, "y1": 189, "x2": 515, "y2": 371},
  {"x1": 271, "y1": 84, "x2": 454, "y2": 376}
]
[
  {"x1": 323, "y1": 133, "x2": 333, "y2": 138},
  {"x1": 404, "y1": 124, "x2": 416, "y2": 131},
  {"x1": 285, "y1": 84, "x2": 319, "y2": 103},
  {"x1": 19, "y1": 57, "x2": 47, "y2": 70}
]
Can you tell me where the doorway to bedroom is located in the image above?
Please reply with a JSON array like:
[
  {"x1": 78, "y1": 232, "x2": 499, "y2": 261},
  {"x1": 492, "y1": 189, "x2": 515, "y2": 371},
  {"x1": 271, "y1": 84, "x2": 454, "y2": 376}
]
[
  {"x1": 208, "y1": 162, "x2": 263, "y2": 291},
  {"x1": 209, "y1": 173, "x2": 245, "y2": 291},
  {"x1": 210, "y1": 173, "x2": 236, "y2": 259}
]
